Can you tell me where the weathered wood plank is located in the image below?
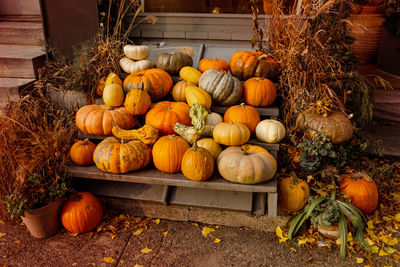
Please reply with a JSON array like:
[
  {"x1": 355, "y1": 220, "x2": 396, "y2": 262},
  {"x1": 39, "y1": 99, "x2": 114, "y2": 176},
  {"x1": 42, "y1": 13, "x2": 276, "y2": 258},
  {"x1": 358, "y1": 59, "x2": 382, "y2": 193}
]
[
  {"x1": 268, "y1": 192, "x2": 278, "y2": 218},
  {"x1": 69, "y1": 165, "x2": 277, "y2": 193}
]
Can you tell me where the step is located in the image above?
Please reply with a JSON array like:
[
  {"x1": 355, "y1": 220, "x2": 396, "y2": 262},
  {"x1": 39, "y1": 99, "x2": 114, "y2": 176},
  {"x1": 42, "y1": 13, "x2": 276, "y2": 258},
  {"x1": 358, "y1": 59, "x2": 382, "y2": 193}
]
[
  {"x1": 0, "y1": 77, "x2": 34, "y2": 107},
  {"x1": 0, "y1": 15, "x2": 42, "y2": 23},
  {"x1": 0, "y1": 44, "x2": 46, "y2": 78},
  {"x1": 0, "y1": 22, "x2": 44, "y2": 45},
  {"x1": 373, "y1": 89, "x2": 400, "y2": 122}
]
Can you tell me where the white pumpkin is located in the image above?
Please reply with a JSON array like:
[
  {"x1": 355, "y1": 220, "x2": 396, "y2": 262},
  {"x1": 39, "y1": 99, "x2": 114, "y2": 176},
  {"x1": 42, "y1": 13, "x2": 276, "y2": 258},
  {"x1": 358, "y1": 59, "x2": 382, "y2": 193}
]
[
  {"x1": 202, "y1": 112, "x2": 223, "y2": 136},
  {"x1": 255, "y1": 119, "x2": 286, "y2": 143},
  {"x1": 124, "y1": 44, "x2": 150, "y2": 60},
  {"x1": 119, "y1": 57, "x2": 154, "y2": 74},
  {"x1": 197, "y1": 138, "x2": 222, "y2": 160}
]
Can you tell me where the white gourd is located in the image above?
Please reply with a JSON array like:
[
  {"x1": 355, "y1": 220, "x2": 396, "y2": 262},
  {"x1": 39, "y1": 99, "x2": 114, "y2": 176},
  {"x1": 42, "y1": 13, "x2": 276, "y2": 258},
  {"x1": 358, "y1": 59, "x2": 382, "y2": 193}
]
[
  {"x1": 255, "y1": 119, "x2": 286, "y2": 143},
  {"x1": 124, "y1": 45, "x2": 150, "y2": 60},
  {"x1": 119, "y1": 57, "x2": 154, "y2": 74},
  {"x1": 202, "y1": 112, "x2": 223, "y2": 136}
]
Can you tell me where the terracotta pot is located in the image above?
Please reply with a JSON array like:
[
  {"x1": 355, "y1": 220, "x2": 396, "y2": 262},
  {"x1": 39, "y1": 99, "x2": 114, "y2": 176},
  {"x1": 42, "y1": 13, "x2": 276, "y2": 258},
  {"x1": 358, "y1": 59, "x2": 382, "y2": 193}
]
[
  {"x1": 21, "y1": 198, "x2": 65, "y2": 238},
  {"x1": 316, "y1": 224, "x2": 340, "y2": 240}
]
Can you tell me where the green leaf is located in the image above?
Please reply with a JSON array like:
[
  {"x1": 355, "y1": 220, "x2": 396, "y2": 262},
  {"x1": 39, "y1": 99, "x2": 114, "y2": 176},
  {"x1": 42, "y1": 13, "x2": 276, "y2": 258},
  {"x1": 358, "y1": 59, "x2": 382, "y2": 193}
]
[{"x1": 339, "y1": 214, "x2": 348, "y2": 260}]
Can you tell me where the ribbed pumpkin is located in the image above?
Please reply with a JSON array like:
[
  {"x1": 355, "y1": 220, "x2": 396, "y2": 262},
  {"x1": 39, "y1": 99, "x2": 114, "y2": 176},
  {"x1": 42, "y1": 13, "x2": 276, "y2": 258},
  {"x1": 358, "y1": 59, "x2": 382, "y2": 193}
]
[
  {"x1": 340, "y1": 173, "x2": 378, "y2": 214},
  {"x1": 93, "y1": 137, "x2": 151, "y2": 174},
  {"x1": 123, "y1": 68, "x2": 173, "y2": 101},
  {"x1": 197, "y1": 138, "x2": 222, "y2": 160},
  {"x1": 123, "y1": 44, "x2": 150, "y2": 60},
  {"x1": 152, "y1": 135, "x2": 189, "y2": 173},
  {"x1": 255, "y1": 119, "x2": 286, "y2": 143},
  {"x1": 156, "y1": 52, "x2": 193, "y2": 75},
  {"x1": 198, "y1": 69, "x2": 242, "y2": 106},
  {"x1": 278, "y1": 176, "x2": 310, "y2": 212},
  {"x1": 202, "y1": 112, "x2": 223, "y2": 136},
  {"x1": 184, "y1": 85, "x2": 212, "y2": 108},
  {"x1": 213, "y1": 122, "x2": 250, "y2": 146},
  {"x1": 180, "y1": 66, "x2": 201, "y2": 85},
  {"x1": 70, "y1": 139, "x2": 96, "y2": 166},
  {"x1": 181, "y1": 144, "x2": 214, "y2": 182},
  {"x1": 124, "y1": 88, "x2": 151, "y2": 115},
  {"x1": 224, "y1": 103, "x2": 260, "y2": 135},
  {"x1": 76, "y1": 105, "x2": 137, "y2": 136},
  {"x1": 102, "y1": 83, "x2": 125, "y2": 107},
  {"x1": 119, "y1": 57, "x2": 154, "y2": 74},
  {"x1": 95, "y1": 76, "x2": 106, "y2": 96},
  {"x1": 172, "y1": 80, "x2": 193, "y2": 102},
  {"x1": 198, "y1": 57, "x2": 228, "y2": 73},
  {"x1": 217, "y1": 144, "x2": 277, "y2": 184},
  {"x1": 229, "y1": 51, "x2": 280, "y2": 81},
  {"x1": 296, "y1": 111, "x2": 354, "y2": 144},
  {"x1": 60, "y1": 192, "x2": 103, "y2": 234},
  {"x1": 243, "y1": 77, "x2": 276, "y2": 107},
  {"x1": 145, "y1": 101, "x2": 191, "y2": 135},
  {"x1": 105, "y1": 72, "x2": 122, "y2": 87}
]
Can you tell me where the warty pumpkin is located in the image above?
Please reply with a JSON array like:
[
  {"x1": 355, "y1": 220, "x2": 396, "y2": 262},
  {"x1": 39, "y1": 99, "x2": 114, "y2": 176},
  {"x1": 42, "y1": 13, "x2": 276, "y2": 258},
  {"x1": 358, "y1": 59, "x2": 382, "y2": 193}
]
[
  {"x1": 172, "y1": 80, "x2": 193, "y2": 102},
  {"x1": 174, "y1": 103, "x2": 209, "y2": 144},
  {"x1": 181, "y1": 144, "x2": 215, "y2": 182},
  {"x1": 156, "y1": 52, "x2": 193, "y2": 75},
  {"x1": 184, "y1": 85, "x2": 212, "y2": 108},
  {"x1": 124, "y1": 88, "x2": 151, "y2": 115},
  {"x1": 145, "y1": 101, "x2": 191, "y2": 135},
  {"x1": 296, "y1": 111, "x2": 354, "y2": 144},
  {"x1": 76, "y1": 105, "x2": 137, "y2": 136},
  {"x1": 70, "y1": 138, "x2": 96, "y2": 166},
  {"x1": 123, "y1": 44, "x2": 150, "y2": 60},
  {"x1": 112, "y1": 124, "x2": 158, "y2": 145},
  {"x1": 60, "y1": 192, "x2": 103, "y2": 234},
  {"x1": 198, "y1": 69, "x2": 242, "y2": 106},
  {"x1": 340, "y1": 172, "x2": 378, "y2": 214},
  {"x1": 213, "y1": 122, "x2": 250, "y2": 146},
  {"x1": 123, "y1": 68, "x2": 173, "y2": 101},
  {"x1": 93, "y1": 137, "x2": 151, "y2": 173},
  {"x1": 229, "y1": 51, "x2": 280, "y2": 81},
  {"x1": 102, "y1": 83, "x2": 125, "y2": 107},
  {"x1": 196, "y1": 138, "x2": 222, "y2": 160},
  {"x1": 202, "y1": 112, "x2": 223, "y2": 136},
  {"x1": 198, "y1": 57, "x2": 228, "y2": 73},
  {"x1": 224, "y1": 103, "x2": 260, "y2": 135},
  {"x1": 278, "y1": 176, "x2": 310, "y2": 212},
  {"x1": 217, "y1": 144, "x2": 277, "y2": 184},
  {"x1": 119, "y1": 57, "x2": 154, "y2": 74},
  {"x1": 95, "y1": 76, "x2": 106, "y2": 96},
  {"x1": 152, "y1": 135, "x2": 189, "y2": 173},
  {"x1": 243, "y1": 77, "x2": 277, "y2": 107},
  {"x1": 255, "y1": 119, "x2": 286, "y2": 143},
  {"x1": 180, "y1": 66, "x2": 201, "y2": 85}
]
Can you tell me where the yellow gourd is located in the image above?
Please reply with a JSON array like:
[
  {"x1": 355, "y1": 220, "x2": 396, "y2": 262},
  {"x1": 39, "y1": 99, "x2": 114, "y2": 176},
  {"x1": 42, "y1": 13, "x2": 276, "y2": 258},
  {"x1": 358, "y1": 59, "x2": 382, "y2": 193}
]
[
  {"x1": 184, "y1": 85, "x2": 212, "y2": 108},
  {"x1": 179, "y1": 66, "x2": 201, "y2": 85},
  {"x1": 112, "y1": 124, "x2": 158, "y2": 145}
]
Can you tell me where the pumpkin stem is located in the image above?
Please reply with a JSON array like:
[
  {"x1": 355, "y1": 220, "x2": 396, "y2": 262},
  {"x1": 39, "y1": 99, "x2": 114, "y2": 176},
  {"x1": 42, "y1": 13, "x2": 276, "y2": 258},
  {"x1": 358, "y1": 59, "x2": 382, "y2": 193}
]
[
  {"x1": 352, "y1": 172, "x2": 372, "y2": 182},
  {"x1": 82, "y1": 138, "x2": 89, "y2": 145},
  {"x1": 192, "y1": 140, "x2": 198, "y2": 150},
  {"x1": 72, "y1": 192, "x2": 83, "y2": 202},
  {"x1": 290, "y1": 175, "x2": 299, "y2": 185},
  {"x1": 239, "y1": 103, "x2": 247, "y2": 108}
]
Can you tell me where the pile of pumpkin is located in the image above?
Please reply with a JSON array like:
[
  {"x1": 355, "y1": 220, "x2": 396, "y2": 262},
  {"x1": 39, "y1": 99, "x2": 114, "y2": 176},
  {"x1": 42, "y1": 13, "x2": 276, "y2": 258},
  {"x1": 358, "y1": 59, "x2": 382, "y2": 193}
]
[{"x1": 70, "y1": 45, "x2": 286, "y2": 184}]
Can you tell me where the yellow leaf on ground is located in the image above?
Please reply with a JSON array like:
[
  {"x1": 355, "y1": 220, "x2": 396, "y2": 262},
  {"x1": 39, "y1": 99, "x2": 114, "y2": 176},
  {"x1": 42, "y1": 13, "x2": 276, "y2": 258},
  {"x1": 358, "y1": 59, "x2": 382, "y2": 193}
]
[
  {"x1": 0, "y1": 219, "x2": 4, "y2": 224},
  {"x1": 69, "y1": 232, "x2": 78, "y2": 237},
  {"x1": 384, "y1": 247, "x2": 397, "y2": 254},
  {"x1": 298, "y1": 238, "x2": 308, "y2": 245},
  {"x1": 103, "y1": 257, "x2": 116, "y2": 263},
  {"x1": 379, "y1": 249, "x2": 389, "y2": 256},
  {"x1": 202, "y1": 226, "x2": 215, "y2": 237},
  {"x1": 14, "y1": 240, "x2": 20, "y2": 244},
  {"x1": 215, "y1": 226, "x2": 220, "y2": 229},
  {"x1": 388, "y1": 237, "x2": 398, "y2": 246},
  {"x1": 133, "y1": 228, "x2": 143, "y2": 236},
  {"x1": 367, "y1": 220, "x2": 374, "y2": 229},
  {"x1": 356, "y1": 258, "x2": 364, "y2": 264},
  {"x1": 162, "y1": 231, "x2": 168, "y2": 237},
  {"x1": 366, "y1": 238, "x2": 375, "y2": 246},
  {"x1": 371, "y1": 245, "x2": 379, "y2": 254},
  {"x1": 395, "y1": 213, "x2": 400, "y2": 222},
  {"x1": 140, "y1": 246, "x2": 152, "y2": 254},
  {"x1": 213, "y1": 237, "x2": 221, "y2": 244},
  {"x1": 275, "y1": 226, "x2": 288, "y2": 243},
  {"x1": 153, "y1": 218, "x2": 160, "y2": 225},
  {"x1": 0, "y1": 233, "x2": 6, "y2": 238},
  {"x1": 290, "y1": 248, "x2": 296, "y2": 252},
  {"x1": 134, "y1": 264, "x2": 143, "y2": 267}
]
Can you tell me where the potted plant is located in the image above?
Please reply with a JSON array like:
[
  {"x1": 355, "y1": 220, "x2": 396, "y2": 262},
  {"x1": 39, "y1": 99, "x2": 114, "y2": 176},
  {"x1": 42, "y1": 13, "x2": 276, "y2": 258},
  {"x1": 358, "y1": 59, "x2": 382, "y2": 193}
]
[
  {"x1": 288, "y1": 183, "x2": 370, "y2": 259},
  {"x1": 0, "y1": 91, "x2": 76, "y2": 238}
]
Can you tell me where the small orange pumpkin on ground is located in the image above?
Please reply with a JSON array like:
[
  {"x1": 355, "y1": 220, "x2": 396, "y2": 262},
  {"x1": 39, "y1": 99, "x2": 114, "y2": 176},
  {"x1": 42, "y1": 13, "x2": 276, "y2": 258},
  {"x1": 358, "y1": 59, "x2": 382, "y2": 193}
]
[
  {"x1": 152, "y1": 135, "x2": 189, "y2": 173},
  {"x1": 181, "y1": 144, "x2": 214, "y2": 182},
  {"x1": 198, "y1": 57, "x2": 229, "y2": 73},
  {"x1": 243, "y1": 77, "x2": 277, "y2": 107},
  {"x1": 278, "y1": 175, "x2": 310, "y2": 212},
  {"x1": 60, "y1": 192, "x2": 103, "y2": 234},
  {"x1": 340, "y1": 172, "x2": 378, "y2": 214},
  {"x1": 70, "y1": 138, "x2": 96, "y2": 166},
  {"x1": 223, "y1": 103, "x2": 260, "y2": 135}
]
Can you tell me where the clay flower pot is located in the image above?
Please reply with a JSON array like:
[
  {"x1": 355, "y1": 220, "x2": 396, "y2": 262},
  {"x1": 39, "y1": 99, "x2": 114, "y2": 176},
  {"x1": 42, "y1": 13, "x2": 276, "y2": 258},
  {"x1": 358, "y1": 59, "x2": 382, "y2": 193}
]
[
  {"x1": 316, "y1": 223, "x2": 340, "y2": 240},
  {"x1": 21, "y1": 198, "x2": 65, "y2": 238}
]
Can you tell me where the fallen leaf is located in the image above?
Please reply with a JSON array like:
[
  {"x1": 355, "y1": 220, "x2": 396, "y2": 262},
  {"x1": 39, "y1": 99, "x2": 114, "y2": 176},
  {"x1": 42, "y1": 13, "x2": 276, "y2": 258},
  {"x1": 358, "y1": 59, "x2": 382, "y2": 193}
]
[
  {"x1": 192, "y1": 223, "x2": 199, "y2": 227},
  {"x1": 384, "y1": 247, "x2": 397, "y2": 254},
  {"x1": 162, "y1": 231, "x2": 168, "y2": 237},
  {"x1": 140, "y1": 246, "x2": 152, "y2": 254},
  {"x1": 355, "y1": 257, "x2": 364, "y2": 264},
  {"x1": 106, "y1": 232, "x2": 117, "y2": 239},
  {"x1": 297, "y1": 238, "x2": 307, "y2": 245},
  {"x1": 215, "y1": 226, "x2": 220, "y2": 229},
  {"x1": 69, "y1": 232, "x2": 78, "y2": 237},
  {"x1": 202, "y1": 227, "x2": 215, "y2": 237},
  {"x1": 367, "y1": 220, "x2": 374, "y2": 229},
  {"x1": 153, "y1": 218, "x2": 160, "y2": 225},
  {"x1": 103, "y1": 257, "x2": 116, "y2": 263},
  {"x1": 0, "y1": 220, "x2": 4, "y2": 224},
  {"x1": 366, "y1": 238, "x2": 375, "y2": 246},
  {"x1": 14, "y1": 240, "x2": 20, "y2": 244},
  {"x1": 395, "y1": 213, "x2": 400, "y2": 222},
  {"x1": 290, "y1": 247, "x2": 296, "y2": 252},
  {"x1": 133, "y1": 228, "x2": 143, "y2": 236},
  {"x1": 134, "y1": 264, "x2": 143, "y2": 267},
  {"x1": 379, "y1": 249, "x2": 389, "y2": 256},
  {"x1": 275, "y1": 226, "x2": 288, "y2": 243},
  {"x1": 0, "y1": 233, "x2": 5, "y2": 238},
  {"x1": 371, "y1": 245, "x2": 379, "y2": 254},
  {"x1": 213, "y1": 237, "x2": 221, "y2": 244}
]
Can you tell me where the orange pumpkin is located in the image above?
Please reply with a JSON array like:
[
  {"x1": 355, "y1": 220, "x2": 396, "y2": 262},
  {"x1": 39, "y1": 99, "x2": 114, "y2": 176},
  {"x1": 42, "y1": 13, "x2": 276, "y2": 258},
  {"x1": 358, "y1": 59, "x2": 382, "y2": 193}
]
[
  {"x1": 278, "y1": 176, "x2": 310, "y2": 212},
  {"x1": 223, "y1": 103, "x2": 260, "y2": 135},
  {"x1": 124, "y1": 88, "x2": 151, "y2": 115},
  {"x1": 145, "y1": 101, "x2": 191, "y2": 135},
  {"x1": 152, "y1": 135, "x2": 189, "y2": 173},
  {"x1": 76, "y1": 105, "x2": 137, "y2": 136},
  {"x1": 229, "y1": 51, "x2": 280, "y2": 81},
  {"x1": 198, "y1": 57, "x2": 229, "y2": 73},
  {"x1": 243, "y1": 77, "x2": 277, "y2": 107},
  {"x1": 60, "y1": 192, "x2": 103, "y2": 234},
  {"x1": 93, "y1": 137, "x2": 151, "y2": 174},
  {"x1": 70, "y1": 139, "x2": 96, "y2": 166},
  {"x1": 123, "y1": 68, "x2": 173, "y2": 101},
  {"x1": 95, "y1": 76, "x2": 106, "y2": 96},
  {"x1": 172, "y1": 80, "x2": 193, "y2": 102},
  {"x1": 181, "y1": 145, "x2": 214, "y2": 182},
  {"x1": 340, "y1": 173, "x2": 378, "y2": 214}
]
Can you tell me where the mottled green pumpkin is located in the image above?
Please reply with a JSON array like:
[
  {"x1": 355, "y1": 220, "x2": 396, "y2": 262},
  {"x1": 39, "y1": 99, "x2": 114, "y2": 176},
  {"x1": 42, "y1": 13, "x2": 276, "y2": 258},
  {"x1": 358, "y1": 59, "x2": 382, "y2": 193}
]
[
  {"x1": 156, "y1": 52, "x2": 193, "y2": 75},
  {"x1": 93, "y1": 137, "x2": 151, "y2": 174}
]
